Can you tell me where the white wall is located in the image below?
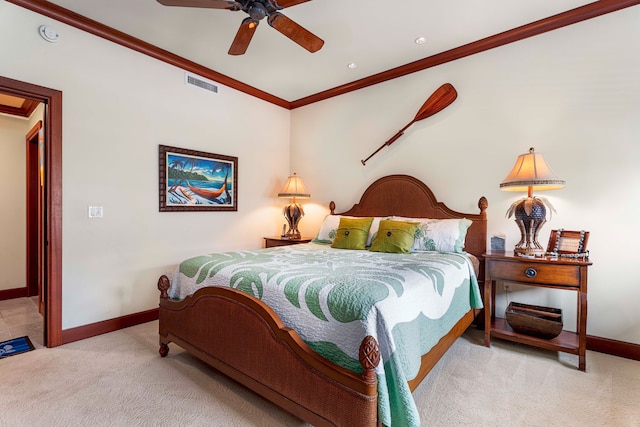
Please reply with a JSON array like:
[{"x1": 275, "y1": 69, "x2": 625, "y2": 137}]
[
  {"x1": 0, "y1": 3, "x2": 291, "y2": 329},
  {"x1": 0, "y1": 114, "x2": 27, "y2": 291},
  {"x1": 292, "y1": 8, "x2": 640, "y2": 345}
]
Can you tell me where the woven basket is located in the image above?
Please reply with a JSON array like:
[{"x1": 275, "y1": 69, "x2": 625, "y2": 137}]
[{"x1": 505, "y1": 302, "x2": 563, "y2": 339}]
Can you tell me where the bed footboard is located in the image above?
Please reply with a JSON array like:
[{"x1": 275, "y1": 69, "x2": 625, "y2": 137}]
[{"x1": 157, "y1": 275, "x2": 379, "y2": 427}]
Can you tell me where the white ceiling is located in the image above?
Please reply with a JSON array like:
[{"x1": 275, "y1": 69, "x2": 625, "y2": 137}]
[{"x1": 48, "y1": 0, "x2": 594, "y2": 101}]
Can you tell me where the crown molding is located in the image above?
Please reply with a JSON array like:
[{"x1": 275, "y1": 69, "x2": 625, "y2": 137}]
[
  {"x1": 6, "y1": 0, "x2": 290, "y2": 109},
  {"x1": 8, "y1": 0, "x2": 640, "y2": 110},
  {"x1": 0, "y1": 97, "x2": 39, "y2": 117},
  {"x1": 290, "y1": 0, "x2": 640, "y2": 108}
]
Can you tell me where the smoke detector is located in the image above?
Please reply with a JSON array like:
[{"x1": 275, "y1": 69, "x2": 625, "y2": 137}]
[{"x1": 39, "y1": 25, "x2": 59, "y2": 43}]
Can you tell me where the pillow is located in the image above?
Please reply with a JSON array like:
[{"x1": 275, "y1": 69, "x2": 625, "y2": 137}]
[
  {"x1": 394, "y1": 216, "x2": 472, "y2": 253},
  {"x1": 369, "y1": 220, "x2": 418, "y2": 254},
  {"x1": 313, "y1": 215, "x2": 388, "y2": 246},
  {"x1": 312, "y1": 215, "x2": 341, "y2": 244},
  {"x1": 331, "y1": 217, "x2": 374, "y2": 250}
]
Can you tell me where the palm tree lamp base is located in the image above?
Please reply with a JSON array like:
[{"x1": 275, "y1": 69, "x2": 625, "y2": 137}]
[
  {"x1": 282, "y1": 202, "x2": 303, "y2": 240},
  {"x1": 511, "y1": 197, "x2": 547, "y2": 257}
]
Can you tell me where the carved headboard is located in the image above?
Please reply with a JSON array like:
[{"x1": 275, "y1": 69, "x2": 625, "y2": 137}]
[{"x1": 331, "y1": 174, "x2": 488, "y2": 266}]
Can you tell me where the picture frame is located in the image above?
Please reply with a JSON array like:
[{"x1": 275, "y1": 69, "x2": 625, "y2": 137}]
[
  {"x1": 159, "y1": 145, "x2": 237, "y2": 212},
  {"x1": 546, "y1": 229, "x2": 590, "y2": 258}
]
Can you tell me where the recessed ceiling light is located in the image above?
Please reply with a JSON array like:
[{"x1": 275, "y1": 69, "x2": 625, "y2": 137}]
[
  {"x1": 347, "y1": 63, "x2": 358, "y2": 69},
  {"x1": 415, "y1": 36, "x2": 427, "y2": 45}
]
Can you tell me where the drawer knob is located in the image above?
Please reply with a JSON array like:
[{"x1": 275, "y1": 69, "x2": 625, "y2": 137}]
[{"x1": 524, "y1": 268, "x2": 537, "y2": 278}]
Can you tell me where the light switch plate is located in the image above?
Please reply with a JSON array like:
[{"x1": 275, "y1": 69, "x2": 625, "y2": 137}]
[{"x1": 88, "y1": 206, "x2": 103, "y2": 218}]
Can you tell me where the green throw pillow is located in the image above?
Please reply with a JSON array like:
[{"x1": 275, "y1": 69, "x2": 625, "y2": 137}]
[
  {"x1": 369, "y1": 220, "x2": 418, "y2": 254},
  {"x1": 331, "y1": 217, "x2": 374, "y2": 250}
]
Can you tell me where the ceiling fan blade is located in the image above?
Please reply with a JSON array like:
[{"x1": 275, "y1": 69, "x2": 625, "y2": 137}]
[
  {"x1": 267, "y1": 13, "x2": 324, "y2": 53},
  {"x1": 274, "y1": 0, "x2": 312, "y2": 8},
  {"x1": 156, "y1": 0, "x2": 241, "y2": 10},
  {"x1": 228, "y1": 18, "x2": 259, "y2": 55}
]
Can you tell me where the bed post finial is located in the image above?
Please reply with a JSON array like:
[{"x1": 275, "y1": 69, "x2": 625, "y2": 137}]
[
  {"x1": 158, "y1": 275, "x2": 170, "y2": 299},
  {"x1": 329, "y1": 201, "x2": 336, "y2": 215},
  {"x1": 358, "y1": 335, "x2": 380, "y2": 384},
  {"x1": 478, "y1": 196, "x2": 488, "y2": 216}
]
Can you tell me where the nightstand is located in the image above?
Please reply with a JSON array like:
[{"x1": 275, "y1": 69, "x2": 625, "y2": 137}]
[
  {"x1": 264, "y1": 236, "x2": 312, "y2": 248},
  {"x1": 483, "y1": 252, "x2": 592, "y2": 371}
]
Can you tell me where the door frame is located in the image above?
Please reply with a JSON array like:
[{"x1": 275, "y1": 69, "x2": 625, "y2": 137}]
[
  {"x1": 1, "y1": 75, "x2": 62, "y2": 347},
  {"x1": 25, "y1": 120, "x2": 43, "y2": 301}
]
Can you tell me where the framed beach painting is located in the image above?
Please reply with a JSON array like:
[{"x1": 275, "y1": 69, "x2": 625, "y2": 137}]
[{"x1": 159, "y1": 145, "x2": 238, "y2": 212}]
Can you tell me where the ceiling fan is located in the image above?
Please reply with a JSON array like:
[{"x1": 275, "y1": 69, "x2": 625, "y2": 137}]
[{"x1": 157, "y1": 0, "x2": 324, "y2": 55}]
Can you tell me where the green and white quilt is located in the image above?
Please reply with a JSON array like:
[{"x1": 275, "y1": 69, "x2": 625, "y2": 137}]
[{"x1": 169, "y1": 243, "x2": 483, "y2": 427}]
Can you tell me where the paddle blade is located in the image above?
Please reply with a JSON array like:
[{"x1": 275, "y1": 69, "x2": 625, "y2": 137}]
[
  {"x1": 275, "y1": 0, "x2": 312, "y2": 8},
  {"x1": 414, "y1": 83, "x2": 458, "y2": 122},
  {"x1": 157, "y1": 0, "x2": 241, "y2": 9},
  {"x1": 228, "y1": 18, "x2": 258, "y2": 55},
  {"x1": 267, "y1": 12, "x2": 324, "y2": 53}
]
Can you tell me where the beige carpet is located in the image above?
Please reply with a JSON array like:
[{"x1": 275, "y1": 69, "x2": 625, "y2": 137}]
[{"x1": 1, "y1": 318, "x2": 639, "y2": 426}]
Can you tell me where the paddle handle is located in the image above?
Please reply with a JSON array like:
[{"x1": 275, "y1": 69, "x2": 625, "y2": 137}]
[
  {"x1": 361, "y1": 83, "x2": 457, "y2": 166},
  {"x1": 361, "y1": 130, "x2": 403, "y2": 165}
]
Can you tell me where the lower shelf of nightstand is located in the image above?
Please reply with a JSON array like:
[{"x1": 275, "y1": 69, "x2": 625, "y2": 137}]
[{"x1": 490, "y1": 318, "x2": 580, "y2": 355}]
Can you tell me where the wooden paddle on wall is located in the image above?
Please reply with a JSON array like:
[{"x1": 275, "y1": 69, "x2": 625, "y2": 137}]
[{"x1": 361, "y1": 83, "x2": 458, "y2": 165}]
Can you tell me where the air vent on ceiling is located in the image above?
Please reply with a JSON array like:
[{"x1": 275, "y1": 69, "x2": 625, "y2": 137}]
[{"x1": 185, "y1": 72, "x2": 218, "y2": 94}]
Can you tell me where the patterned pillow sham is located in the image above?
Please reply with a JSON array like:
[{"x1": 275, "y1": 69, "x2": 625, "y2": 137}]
[
  {"x1": 392, "y1": 216, "x2": 472, "y2": 253},
  {"x1": 313, "y1": 215, "x2": 389, "y2": 246}
]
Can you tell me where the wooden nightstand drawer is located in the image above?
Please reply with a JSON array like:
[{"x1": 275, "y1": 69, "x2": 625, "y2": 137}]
[
  {"x1": 489, "y1": 259, "x2": 580, "y2": 287},
  {"x1": 264, "y1": 237, "x2": 312, "y2": 248}
]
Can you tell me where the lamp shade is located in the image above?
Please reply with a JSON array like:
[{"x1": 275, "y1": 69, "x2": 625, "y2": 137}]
[
  {"x1": 500, "y1": 147, "x2": 565, "y2": 192},
  {"x1": 278, "y1": 173, "x2": 310, "y2": 199}
]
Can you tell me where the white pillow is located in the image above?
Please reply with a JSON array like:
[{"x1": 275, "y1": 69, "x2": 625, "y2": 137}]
[
  {"x1": 313, "y1": 215, "x2": 389, "y2": 246},
  {"x1": 392, "y1": 216, "x2": 472, "y2": 253}
]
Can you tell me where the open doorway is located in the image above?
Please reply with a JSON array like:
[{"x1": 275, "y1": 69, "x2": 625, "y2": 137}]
[{"x1": 0, "y1": 75, "x2": 62, "y2": 347}]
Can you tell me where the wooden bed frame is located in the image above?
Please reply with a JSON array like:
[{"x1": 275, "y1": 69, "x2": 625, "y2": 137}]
[{"x1": 157, "y1": 174, "x2": 488, "y2": 426}]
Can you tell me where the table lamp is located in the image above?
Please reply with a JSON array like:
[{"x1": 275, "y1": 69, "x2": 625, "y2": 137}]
[
  {"x1": 278, "y1": 173, "x2": 310, "y2": 240},
  {"x1": 500, "y1": 147, "x2": 565, "y2": 256}
]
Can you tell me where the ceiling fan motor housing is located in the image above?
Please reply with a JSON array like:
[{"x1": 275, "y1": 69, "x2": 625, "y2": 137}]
[
  {"x1": 242, "y1": 0, "x2": 281, "y2": 21},
  {"x1": 248, "y1": 2, "x2": 267, "y2": 20}
]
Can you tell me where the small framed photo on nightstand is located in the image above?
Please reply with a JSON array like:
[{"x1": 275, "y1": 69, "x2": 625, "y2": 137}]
[{"x1": 546, "y1": 229, "x2": 589, "y2": 258}]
